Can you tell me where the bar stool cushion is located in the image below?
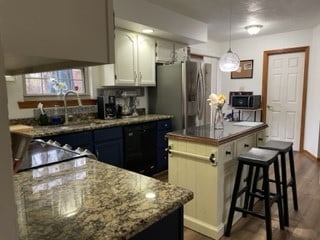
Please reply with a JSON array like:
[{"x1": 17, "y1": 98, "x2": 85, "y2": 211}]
[
  {"x1": 259, "y1": 140, "x2": 293, "y2": 152},
  {"x1": 238, "y1": 148, "x2": 279, "y2": 165}
]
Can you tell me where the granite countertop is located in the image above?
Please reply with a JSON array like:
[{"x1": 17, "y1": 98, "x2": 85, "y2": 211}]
[
  {"x1": 11, "y1": 114, "x2": 172, "y2": 138},
  {"x1": 14, "y1": 158, "x2": 193, "y2": 240},
  {"x1": 166, "y1": 121, "x2": 268, "y2": 145}
]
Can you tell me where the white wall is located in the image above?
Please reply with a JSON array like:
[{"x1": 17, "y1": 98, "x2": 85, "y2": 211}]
[
  {"x1": 221, "y1": 29, "x2": 313, "y2": 100},
  {"x1": 114, "y1": 0, "x2": 208, "y2": 44},
  {"x1": 6, "y1": 76, "x2": 34, "y2": 119},
  {"x1": 304, "y1": 24, "x2": 320, "y2": 156},
  {"x1": 217, "y1": 28, "x2": 319, "y2": 156}
]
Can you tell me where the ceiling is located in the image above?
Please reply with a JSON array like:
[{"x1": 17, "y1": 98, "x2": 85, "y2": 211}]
[{"x1": 134, "y1": 0, "x2": 320, "y2": 42}]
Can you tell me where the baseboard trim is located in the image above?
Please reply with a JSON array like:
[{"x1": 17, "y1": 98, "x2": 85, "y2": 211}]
[
  {"x1": 184, "y1": 215, "x2": 224, "y2": 240},
  {"x1": 303, "y1": 150, "x2": 319, "y2": 161}
]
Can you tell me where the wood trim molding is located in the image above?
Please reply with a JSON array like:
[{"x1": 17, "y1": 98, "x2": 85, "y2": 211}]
[
  {"x1": 18, "y1": 99, "x2": 97, "y2": 109},
  {"x1": 303, "y1": 150, "x2": 319, "y2": 161},
  {"x1": 262, "y1": 46, "x2": 310, "y2": 152}
]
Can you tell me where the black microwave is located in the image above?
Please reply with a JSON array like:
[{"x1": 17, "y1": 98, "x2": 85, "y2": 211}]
[{"x1": 231, "y1": 95, "x2": 261, "y2": 109}]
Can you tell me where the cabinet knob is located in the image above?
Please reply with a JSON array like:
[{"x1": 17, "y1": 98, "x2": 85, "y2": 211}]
[
  {"x1": 226, "y1": 151, "x2": 232, "y2": 155},
  {"x1": 258, "y1": 137, "x2": 263, "y2": 141},
  {"x1": 244, "y1": 144, "x2": 250, "y2": 148}
]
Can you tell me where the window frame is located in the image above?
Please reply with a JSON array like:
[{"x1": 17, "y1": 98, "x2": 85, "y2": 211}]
[{"x1": 23, "y1": 67, "x2": 90, "y2": 99}]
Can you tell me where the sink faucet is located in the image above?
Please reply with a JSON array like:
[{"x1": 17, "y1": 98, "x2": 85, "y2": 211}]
[{"x1": 64, "y1": 90, "x2": 82, "y2": 125}]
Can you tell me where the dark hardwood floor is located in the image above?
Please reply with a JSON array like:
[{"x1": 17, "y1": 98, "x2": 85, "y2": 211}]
[{"x1": 155, "y1": 152, "x2": 320, "y2": 240}]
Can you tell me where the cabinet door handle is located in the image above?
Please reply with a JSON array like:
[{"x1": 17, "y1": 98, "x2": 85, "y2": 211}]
[
  {"x1": 166, "y1": 145, "x2": 171, "y2": 153},
  {"x1": 96, "y1": 150, "x2": 100, "y2": 159},
  {"x1": 139, "y1": 72, "x2": 142, "y2": 81},
  {"x1": 258, "y1": 137, "x2": 263, "y2": 141},
  {"x1": 244, "y1": 144, "x2": 250, "y2": 148},
  {"x1": 209, "y1": 153, "x2": 217, "y2": 166},
  {"x1": 226, "y1": 151, "x2": 232, "y2": 155},
  {"x1": 134, "y1": 71, "x2": 137, "y2": 80}
]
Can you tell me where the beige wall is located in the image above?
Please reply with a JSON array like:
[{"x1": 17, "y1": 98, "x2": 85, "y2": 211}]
[{"x1": 0, "y1": 39, "x2": 19, "y2": 239}]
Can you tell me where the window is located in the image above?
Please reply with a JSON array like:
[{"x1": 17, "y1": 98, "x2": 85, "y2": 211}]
[{"x1": 24, "y1": 68, "x2": 86, "y2": 96}]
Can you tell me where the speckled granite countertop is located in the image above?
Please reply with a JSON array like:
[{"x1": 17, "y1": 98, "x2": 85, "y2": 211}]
[
  {"x1": 11, "y1": 114, "x2": 172, "y2": 138},
  {"x1": 167, "y1": 121, "x2": 268, "y2": 145},
  {"x1": 14, "y1": 158, "x2": 193, "y2": 240}
]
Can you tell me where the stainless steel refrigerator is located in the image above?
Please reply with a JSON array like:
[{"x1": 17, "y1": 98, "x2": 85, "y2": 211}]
[{"x1": 148, "y1": 61, "x2": 212, "y2": 130}]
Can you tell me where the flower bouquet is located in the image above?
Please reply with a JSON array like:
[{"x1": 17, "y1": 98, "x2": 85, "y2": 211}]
[{"x1": 207, "y1": 93, "x2": 226, "y2": 129}]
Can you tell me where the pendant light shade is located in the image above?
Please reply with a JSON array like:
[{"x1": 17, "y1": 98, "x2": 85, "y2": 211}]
[
  {"x1": 219, "y1": 48, "x2": 240, "y2": 72},
  {"x1": 219, "y1": 0, "x2": 240, "y2": 72}
]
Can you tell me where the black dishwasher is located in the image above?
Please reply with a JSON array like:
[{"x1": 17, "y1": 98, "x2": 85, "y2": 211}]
[{"x1": 123, "y1": 122, "x2": 156, "y2": 175}]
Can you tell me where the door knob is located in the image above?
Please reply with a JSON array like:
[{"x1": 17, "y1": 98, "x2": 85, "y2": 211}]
[{"x1": 267, "y1": 105, "x2": 273, "y2": 110}]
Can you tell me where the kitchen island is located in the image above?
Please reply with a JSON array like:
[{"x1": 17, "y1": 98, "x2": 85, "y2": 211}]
[
  {"x1": 166, "y1": 121, "x2": 268, "y2": 239},
  {"x1": 14, "y1": 157, "x2": 193, "y2": 240}
]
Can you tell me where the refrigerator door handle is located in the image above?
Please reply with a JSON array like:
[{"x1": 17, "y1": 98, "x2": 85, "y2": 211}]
[{"x1": 196, "y1": 64, "x2": 205, "y2": 120}]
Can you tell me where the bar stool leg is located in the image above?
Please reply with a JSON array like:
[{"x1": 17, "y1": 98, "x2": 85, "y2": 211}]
[
  {"x1": 280, "y1": 153, "x2": 289, "y2": 227},
  {"x1": 248, "y1": 167, "x2": 261, "y2": 211},
  {"x1": 225, "y1": 162, "x2": 244, "y2": 236},
  {"x1": 243, "y1": 165, "x2": 254, "y2": 217},
  {"x1": 262, "y1": 165, "x2": 272, "y2": 240},
  {"x1": 273, "y1": 158, "x2": 285, "y2": 230},
  {"x1": 288, "y1": 147, "x2": 299, "y2": 210}
]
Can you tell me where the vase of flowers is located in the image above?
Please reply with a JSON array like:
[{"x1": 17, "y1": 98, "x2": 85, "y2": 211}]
[{"x1": 207, "y1": 93, "x2": 226, "y2": 130}]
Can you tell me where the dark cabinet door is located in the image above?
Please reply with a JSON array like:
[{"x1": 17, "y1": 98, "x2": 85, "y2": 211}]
[
  {"x1": 155, "y1": 119, "x2": 172, "y2": 173},
  {"x1": 42, "y1": 131, "x2": 94, "y2": 153},
  {"x1": 130, "y1": 207, "x2": 183, "y2": 240},
  {"x1": 93, "y1": 127, "x2": 123, "y2": 167},
  {"x1": 95, "y1": 139, "x2": 123, "y2": 167}
]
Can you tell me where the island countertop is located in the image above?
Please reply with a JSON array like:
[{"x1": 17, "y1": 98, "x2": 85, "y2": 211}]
[
  {"x1": 14, "y1": 158, "x2": 193, "y2": 240},
  {"x1": 166, "y1": 121, "x2": 268, "y2": 145}
]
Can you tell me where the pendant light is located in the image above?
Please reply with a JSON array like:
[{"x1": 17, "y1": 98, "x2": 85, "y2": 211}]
[{"x1": 219, "y1": 0, "x2": 240, "y2": 72}]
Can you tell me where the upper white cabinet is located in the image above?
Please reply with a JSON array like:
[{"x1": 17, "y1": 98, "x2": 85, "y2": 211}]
[
  {"x1": 156, "y1": 39, "x2": 188, "y2": 63},
  {"x1": 1, "y1": 0, "x2": 114, "y2": 75},
  {"x1": 106, "y1": 29, "x2": 155, "y2": 86}
]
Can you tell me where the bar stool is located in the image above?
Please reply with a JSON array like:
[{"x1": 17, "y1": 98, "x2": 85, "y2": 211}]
[
  {"x1": 225, "y1": 148, "x2": 284, "y2": 240},
  {"x1": 258, "y1": 140, "x2": 299, "y2": 227}
]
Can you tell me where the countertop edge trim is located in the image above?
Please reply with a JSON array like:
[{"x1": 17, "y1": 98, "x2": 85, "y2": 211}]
[{"x1": 166, "y1": 125, "x2": 268, "y2": 145}]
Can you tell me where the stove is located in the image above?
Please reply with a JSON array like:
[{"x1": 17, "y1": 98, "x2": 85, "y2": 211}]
[{"x1": 16, "y1": 139, "x2": 96, "y2": 172}]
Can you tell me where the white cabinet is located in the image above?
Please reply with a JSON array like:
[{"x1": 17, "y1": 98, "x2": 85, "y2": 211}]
[
  {"x1": 168, "y1": 128, "x2": 266, "y2": 239},
  {"x1": 156, "y1": 39, "x2": 188, "y2": 63},
  {"x1": 106, "y1": 29, "x2": 155, "y2": 86}
]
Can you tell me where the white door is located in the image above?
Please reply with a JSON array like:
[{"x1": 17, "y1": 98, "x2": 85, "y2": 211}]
[
  {"x1": 114, "y1": 29, "x2": 136, "y2": 85},
  {"x1": 267, "y1": 52, "x2": 305, "y2": 150},
  {"x1": 137, "y1": 34, "x2": 156, "y2": 86}
]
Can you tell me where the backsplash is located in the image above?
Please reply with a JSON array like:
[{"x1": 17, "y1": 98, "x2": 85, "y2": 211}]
[
  {"x1": 10, "y1": 105, "x2": 97, "y2": 126},
  {"x1": 33, "y1": 105, "x2": 97, "y2": 119}
]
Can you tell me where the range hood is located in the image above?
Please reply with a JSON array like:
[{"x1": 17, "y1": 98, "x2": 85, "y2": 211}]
[
  {"x1": 4, "y1": 53, "x2": 108, "y2": 75},
  {"x1": 1, "y1": 0, "x2": 115, "y2": 75}
]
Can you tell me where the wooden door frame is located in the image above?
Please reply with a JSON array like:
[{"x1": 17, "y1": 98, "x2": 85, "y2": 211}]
[{"x1": 262, "y1": 46, "x2": 309, "y2": 152}]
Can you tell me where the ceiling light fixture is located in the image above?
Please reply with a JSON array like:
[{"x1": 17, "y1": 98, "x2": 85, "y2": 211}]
[
  {"x1": 142, "y1": 28, "x2": 154, "y2": 34},
  {"x1": 245, "y1": 25, "x2": 263, "y2": 35},
  {"x1": 219, "y1": 0, "x2": 240, "y2": 72}
]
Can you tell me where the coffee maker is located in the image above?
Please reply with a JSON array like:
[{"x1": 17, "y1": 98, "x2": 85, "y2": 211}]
[{"x1": 97, "y1": 96, "x2": 117, "y2": 119}]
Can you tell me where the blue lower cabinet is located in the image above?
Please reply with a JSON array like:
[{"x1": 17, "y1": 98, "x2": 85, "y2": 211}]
[
  {"x1": 157, "y1": 147, "x2": 168, "y2": 172},
  {"x1": 42, "y1": 131, "x2": 94, "y2": 153},
  {"x1": 95, "y1": 139, "x2": 123, "y2": 167},
  {"x1": 93, "y1": 127, "x2": 124, "y2": 168},
  {"x1": 130, "y1": 207, "x2": 183, "y2": 240},
  {"x1": 155, "y1": 119, "x2": 172, "y2": 173}
]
